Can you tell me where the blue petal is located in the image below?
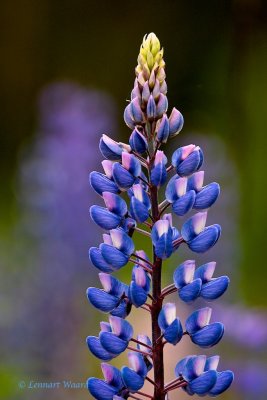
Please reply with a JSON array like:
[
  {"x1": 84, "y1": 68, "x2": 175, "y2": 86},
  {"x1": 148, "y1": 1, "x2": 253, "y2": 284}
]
[
  {"x1": 200, "y1": 276, "x2": 230, "y2": 300},
  {"x1": 122, "y1": 153, "x2": 141, "y2": 177},
  {"x1": 101, "y1": 363, "x2": 124, "y2": 390},
  {"x1": 99, "y1": 273, "x2": 128, "y2": 297},
  {"x1": 158, "y1": 303, "x2": 176, "y2": 331},
  {"x1": 102, "y1": 192, "x2": 128, "y2": 217},
  {"x1": 129, "y1": 128, "x2": 148, "y2": 153},
  {"x1": 129, "y1": 281, "x2": 147, "y2": 307},
  {"x1": 173, "y1": 260, "x2": 196, "y2": 289},
  {"x1": 176, "y1": 150, "x2": 201, "y2": 176},
  {"x1": 155, "y1": 232, "x2": 173, "y2": 259},
  {"x1": 87, "y1": 378, "x2": 118, "y2": 400},
  {"x1": 99, "y1": 332, "x2": 128, "y2": 355},
  {"x1": 181, "y1": 212, "x2": 207, "y2": 242},
  {"x1": 124, "y1": 104, "x2": 135, "y2": 129},
  {"x1": 164, "y1": 318, "x2": 183, "y2": 345},
  {"x1": 130, "y1": 97, "x2": 144, "y2": 124},
  {"x1": 110, "y1": 229, "x2": 135, "y2": 256},
  {"x1": 208, "y1": 370, "x2": 234, "y2": 396},
  {"x1": 183, "y1": 355, "x2": 207, "y2": 381},
  {"x1": 130, "y1": 197, "x2": 149, "y2": 223},
  {"x1": 179, "y1": 279, "x2": 202, "y2": 303},
  {"x1": 156, "y1": 93, "x2": 168, "y2": 118},
  {"x1": 86, "y1": 336, "x2": 114, "y2": 361},
  {"x1": 191, "y1": 322, "x2": 224, "y2": 348},
  {"x1": 185, "y1": 307, "x2": 212, "y2": 335},
  {"x1": 87, "y1": 287, "x2": 119, "y2": 312},
  {"x1": 99, "y1": 135, "x2": 123, "y2": 161},
  {"x1": 110, "y1": 300, "x2": 131, "y2": 318},
  {"x1": 189, "y1": 370, "x2": 217, "y2": 395},
  {"x1": 90, "y1": 172, "x2": 120, "y2": 196},
  {"x1": 187, "y1": 171, "x2": 204, "y2": 192},
  {"x1": 90, "y1": 206, "x2": 122, "y2": 230},
  {"x1": 188, "y1": 224, "x2": 221, "y2": 253},
  {"x1": 151, "y1": 162, "x2": 167, "y2": 187},
  {"x1": 175, "y1": 356, "x2": 192, "y2": 377},
  {"x1": 112, "y1": 163, "x2": 135, "y2": 191},
  {"x1": 121, "y1": 367, "x2": 145, "y2": 391},
  {"x1": 132, "y1": 266, "x2": 150, "y2": 292},
  {"x1": 165, "y1": 175, "x2": 178, "y2": 203},
  {"x1": 194, "y1": 182, "x2": 220, "y2": 210},
  {"x1": 89, "y1": 247, "x2": 114, "y2": 273},
  {"x1": 169, "y1": 107, "x2": 184, "y2": 137},
  {"x1": 194, "y1": 262, "x2": 216, "y2": 283},
  {"x1": 100, "y1": 244, "x2": 129, "y2": 268},
  {"x1": 121, "y1": 217, "x2": 136, "y2": 233},
  {"x1": 147, "y1": 95, "x2": 156, "y2": 120},
  {"x1": 109, "y1": 316, "x2": 133, "y2": 341},
  {"x1": 157, "y1": 114, "x2": 169, "y2": 143},
  {"x1": 128, "y1": 352, "x2": 148, "y2": 378},
  {"x1": 172, "y1": 190, "x2": 196, "y2": 216}
]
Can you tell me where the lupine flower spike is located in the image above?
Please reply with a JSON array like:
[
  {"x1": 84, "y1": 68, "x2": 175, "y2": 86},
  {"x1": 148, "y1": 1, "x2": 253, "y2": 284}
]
[{"x1": 87, "y1": 33, "x2": 233, "y2": 400}]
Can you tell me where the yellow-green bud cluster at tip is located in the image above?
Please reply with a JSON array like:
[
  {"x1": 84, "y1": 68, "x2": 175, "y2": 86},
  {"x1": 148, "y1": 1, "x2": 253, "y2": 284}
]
[{"x1": 136, "y1": 33, "x2": 166, "y2": 89}]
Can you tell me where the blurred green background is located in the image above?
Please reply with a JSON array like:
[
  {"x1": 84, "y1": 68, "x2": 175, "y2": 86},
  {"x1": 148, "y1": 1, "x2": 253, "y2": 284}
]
[{"x1": 1, "y1": 0, "x2": 267, "y2": 399}]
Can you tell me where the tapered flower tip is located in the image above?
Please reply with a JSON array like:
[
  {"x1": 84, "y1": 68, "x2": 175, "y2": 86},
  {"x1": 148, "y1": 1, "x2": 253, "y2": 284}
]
[
  {"x1": 208, "y1": 370, "x2": 234, "y2": 396},
  {"x1": 169, "y1": 107, "x2": 184, "y2": 138},
  {"x1": 188, "y1": 224, "x2": 221, "y2": 253},
  {"x1": 124, "y1": 103, "x2": 135, "y2": 129},
  {"x1": 194, "y1": 262, "x2": 216, "y2": 283},
  {"x1": 129, "y1": 281, "x2": 147, "y2": 307},
  {"x1": 156, "y1": 114, "x2": 169, "y2": 143},
  {"x1": 128, "y1": 352, "x2": 148, "y2": 378},
  {"x1": 121, "y1": 366, "x2": 145, "y2": 391},
  {"x1": 147, "y1": 95, "x2": 157, "y2": 120},
  {"x1": 183, "y1": 355, "x2": 207, "y2": 381},
  {"x1": 100, "y1": 134, "x2": 123, "y2": 161},
  {"x1": 130, "y1": 197, "x2": 149, "y2": 223},
  {"x1": 112, "y1": 163, "x2": 135, "y2": 191},
  {"x1": 155, "y1": 150, "x2": 167, "y2": 165},
  {"x1": 100, "y1": 331, "x2": 128, "y2": 355},
  {"x1": 132, "y1": 184, "x2": 150, "y2": 208},
  {"x1": 172, "y1": 190, "x2": 196, "y2": 216},
  {"x1": 86, "y1": 336, "x2": 114, "y2": 361},
  {"x1": 102, "y1": 160, "x2": 114, "y2": 179},
  {"x1": 90, "y1": 205, "x2": 122, "y2": 230},
  {"x1": 191, "y1": 322, "x2": 224, "y2": 348},
  {"x1": 130, "y1": 97, "x2": 145, "y2": 124},
  {"x1": 109, "y1": 229, "x2": 135, "y2": 256},
  {"x1": 201, "y1": 276, "x2": 230, "y2": 300},
  {"x1": 102, "y1": 192, "x2": 128, "y2": 217},
  {"x1": 122, "y1": 152, "x2": 141, "y2": 177},
  {"x1": 179, "y1": 278, "x2": 202, "y2": 303},
  {"x1": 175, "y1": 356, "x2": 193, "y2": 377},
  {"x1": 187, "y1": 171, "x2": 205, "y2": 192},
  {"x1": 181, "y1": 212, "x2": 207, "y2": 242},
  {"x1": 205, "y1": 355, "x2": 220, "y2": 371},
  {"x1": 87, "y1": 378, "x2": 118, "y2": 400},
  {"x1": 156, "y1": 93, "x2": 168, "y2": 118},
  {"x1": 87, "y1": 287, "x2": 119, "y2": 313},
  {"x1": 185, "y1": 307, "x2": 212, "y2": 335},
  {"x1": 101, "y1": 363, "x2": 124, "y2": 389},
  {"x1": 90, "y1": 171, "x2": 120, "y2": 196},
  {"x1": 109, "y1": 316, "x2": 133, "y2": 341},
  {"x1": 163, "y1": 318, "x2": 183, "y2": 345},
  {"x1": 173, "y1": 260, "x2": 196, "y2": 289},
  {"x1": 189, "y1": 370, "x2": 218, "y2": 395},
  {"x1": 89, "y1": 247, "x2": 114, "y2": 273},
  {"x1": 129, "y1": 128, "x2": 148, "y2": 153},
  {"x1": 136, "y1": 334, "x2": 152, "y2": 353},
  {"x1": 158, "y1": 303, "x2": 176, "y2": 330},
  {"x1": 194, "y1": 182, "x2": 220, "y2": 210}
]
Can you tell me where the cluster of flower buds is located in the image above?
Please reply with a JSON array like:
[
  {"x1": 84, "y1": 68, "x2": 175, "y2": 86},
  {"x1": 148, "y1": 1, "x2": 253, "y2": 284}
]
[{"x1": 86, "y1": 33, "x2": 233, "y2": 399}]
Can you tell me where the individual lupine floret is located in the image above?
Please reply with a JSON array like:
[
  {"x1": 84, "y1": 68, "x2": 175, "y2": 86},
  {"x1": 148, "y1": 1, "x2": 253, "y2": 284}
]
[
  {"x1": 156, "y1": 114, "x2": 169, "y2": 143},
  {"x1": 158, "y1": 303, "x2": 183, "y2": 345},
  {"x1": 151, "y1": 150, "x2": 167, "y2": 187},
  {"x1": 173, "y1": 260, "x2": 202, "y2": 303},
  {"x1": 90, "y1": 170, "x2": 120, "y2": 196},
  {"x1": 185, "y1": 307, "x2": 224, "y2": 348},
  {"x1": 90, "y1": 192, "x2": 128, "y2": 230},
  {"x1": 121, "y1": 351, "x2": 148, "y2": 392},
  {"x1": 129, "y1": 128, "x2": 148, "y2": 154},
  {"x1": 129, "y1": 264, "x2": 151, "y2": 307},
  {"x1": 168, "y1": 107, "x2": 184, "y2": 138},
  {"x1": 172, "y1": 145, "x2": 204, "y2": 177},
  {"x1": 113, "y1": 153, "x2": 142, "y2": 190},
  {"x1": 181, "y1": 211, "x2": 221, "y2": 253},
  {"x1": 86, "y1": 321, "x2": 116, "y2": 361},
  {"x1": 187, "y1": 171, "x2": 220, "y2": 210},
  {"x1": 162, "y1": 213, "x2": 180, "y2": 241},
  {"x1": 87, "y1": 273, "x2": 130, "y2": 318},
  {"x1": 129, "y1": 183, "x2": 151, "y2": 222},
  {"x1": 88, "y1": 363, "x2": 125, "y2": 400},
  {"x1": 194, "y1": 262, "x2": 230, "y2": 300},
  {"x1": 165, "y1": 175, "x2": 196, "y2": 216},
  {"x1": 174, "y1": 355, "x2": 234, "y2": 396},
  {"x1": 151, "y1": 218, "x2": 173, "y2": 259},
  {"x1": 99, "y1": 134, "x2": 124, "y2": 161}
]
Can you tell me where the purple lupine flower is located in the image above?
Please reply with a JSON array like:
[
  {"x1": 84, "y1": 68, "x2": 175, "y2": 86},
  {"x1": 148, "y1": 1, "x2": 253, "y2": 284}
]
[{"x1": 87, "y1": 33, "x2": 233, "y2": 399}]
